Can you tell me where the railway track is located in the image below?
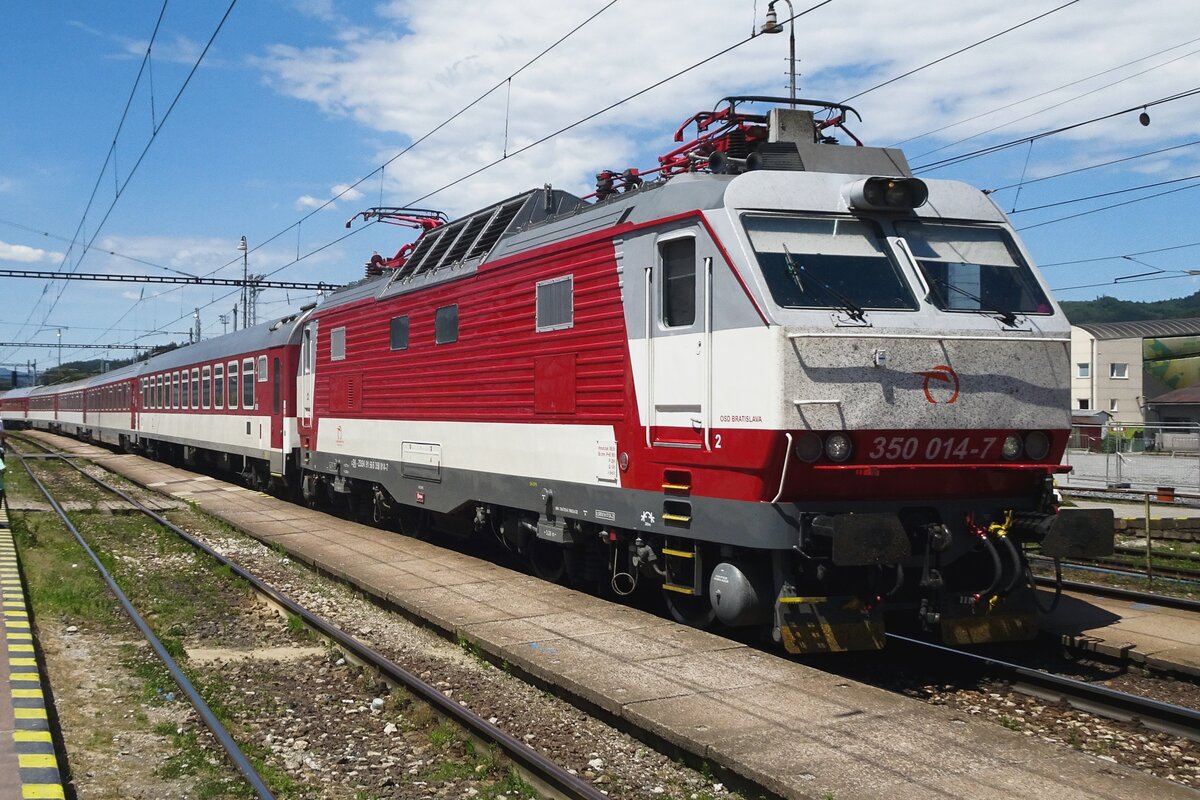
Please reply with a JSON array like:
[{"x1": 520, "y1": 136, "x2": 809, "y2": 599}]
[
  {"x1": 885, "y1": 634, "x2": 1200, "y2": 743},
  {"x1": 11, "y1": 438, "x2": 610, "y2": 800}
]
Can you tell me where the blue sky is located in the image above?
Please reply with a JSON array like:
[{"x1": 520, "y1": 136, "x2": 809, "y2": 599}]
[{"x1": 2, "y1": 0, "x2": 1199, "y2": 371}]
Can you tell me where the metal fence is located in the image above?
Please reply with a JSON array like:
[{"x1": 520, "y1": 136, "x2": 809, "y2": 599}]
[{"x1": 1062, "y1": 423, "x2": 1200, "y2": 492}]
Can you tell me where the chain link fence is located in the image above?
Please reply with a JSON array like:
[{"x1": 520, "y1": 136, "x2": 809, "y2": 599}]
[{"x1": 1062, "y1": 423, "x2": 1200, "y2": 491}]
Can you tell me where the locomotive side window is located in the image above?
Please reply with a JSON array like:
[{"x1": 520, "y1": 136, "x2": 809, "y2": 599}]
[
  {"x1": 257, "y1": 356, "x2": 267, "y2": 382},
  {"x1": 894, "y1": 221, "x2": 1051, "y2": 316},
  {"x1": 331, "y1": 327, "x2": 347, "y2": 361},
  {"x1": 227, "y1": 362, "x2": 238, "y2": 410},
  {"x1": 660, "y1": 238, "x2": 696, "y2": 327},
  {"x1": 745, "y1": 215, "x2": 916, "y2": 311},
  {"x1": 202, "y1": 367, "x2": 211, "y2": 409},
  {"x1": 536, "y1": 276, "x2": 574, "y2": 332},
  {"x1": 435, "y1": 305, "x2": 459, "y2": 344},
  {"x1": 191, "y1": 369, "x2": 200, "y2": 409},
  {"x1": 243, "y1": 358, "x2": 255, "y2": 409},
  {"x1": 389, "y1": 316, "x2": 409, "y2": 350},
  {"x1": 214, "y1": 364, "x2": 225, "y2": 409}
]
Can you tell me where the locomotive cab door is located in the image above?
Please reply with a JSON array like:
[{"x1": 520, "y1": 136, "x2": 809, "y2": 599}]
[{"x1": 646, "y1": 232, "x2": 712, "y2": 449}]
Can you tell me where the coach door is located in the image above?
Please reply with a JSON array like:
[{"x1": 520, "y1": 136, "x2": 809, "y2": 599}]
[
  {"x1": 298, "y1": 321, "x2": 317, "y2": 448},
  {"x1": 646, "y1": 232, "x2": 712, "y2": 449}
]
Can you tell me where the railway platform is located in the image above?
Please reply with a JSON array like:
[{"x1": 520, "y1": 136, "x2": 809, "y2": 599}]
[
  {"x1": 23, "y1": 432, "x2": 1200, "y2": 800},
  {"x1": 0, "y1": 501, "x2": 66, "y2": 800},
  {"x1": 1042, "y1": 589, "x2": 1200, "y2": 677}
]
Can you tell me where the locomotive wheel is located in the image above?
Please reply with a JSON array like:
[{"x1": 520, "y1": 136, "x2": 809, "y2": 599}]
[
  {"x1": 529, "y1": 537, "x2": 566, "y2": 584},
  {"x1": 664, "y1": 589, "x2": 716, "y2": 628}
]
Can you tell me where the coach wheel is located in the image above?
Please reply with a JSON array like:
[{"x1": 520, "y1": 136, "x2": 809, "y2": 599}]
[
  {"x1": 529, "y1": 537, "x2": 566, "y2": 584},
  {"x1": 664, "y1": 589, "x2": 716, "y2": 629}
]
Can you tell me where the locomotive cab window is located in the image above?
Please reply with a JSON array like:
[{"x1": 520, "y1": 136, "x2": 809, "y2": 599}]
[
  {"x1": 894, "y1": 220, "x2": 1051, "y2": 317},
  {"x1": 659, "y1": 238, "x2": 696, "y2": 327},
  {"x1": 745, "y1": 215, "x2": 916, "y2": 312}
]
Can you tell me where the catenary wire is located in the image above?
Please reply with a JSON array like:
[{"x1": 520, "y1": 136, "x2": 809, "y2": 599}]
[{"x1": 841, "y1": 0, "x2": 1081, "y2": 103}]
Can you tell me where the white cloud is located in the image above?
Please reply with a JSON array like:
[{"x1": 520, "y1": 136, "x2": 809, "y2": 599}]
[
  {"x1": 0, "y1": 240, "x2": 64, "y2": 264},
  {"x1": 331, "y1": 183, "x2": 364, "y2": 202},
  {"x1": 295, "y1": 194, "x2": 325, "y2": 210},
  {"x1": 254, "y1": 0, "x2": 1200, "y2": 216}
]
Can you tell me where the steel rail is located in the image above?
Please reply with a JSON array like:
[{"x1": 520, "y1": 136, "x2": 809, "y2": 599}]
[
  {"x1": 1029, "y1": 554, "x2": 1200, "y2": 587},
  {"x1": 10, "y1": 446, "x2": 276, "y2": 799},
  {"x1": 33, "y1": 441, "x2": 609, "y2": 800},
  {"x1": 1032, "y1": 575, "x2": 1200, "y2": 613},
  {"x1": 886, "y1": 633, "x2": 1200, "y2": 742}
]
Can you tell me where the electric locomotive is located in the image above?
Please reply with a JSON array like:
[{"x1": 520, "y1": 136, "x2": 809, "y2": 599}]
[{"x1": 301, "y1": 96, "x2": 1113, "y2": 653}]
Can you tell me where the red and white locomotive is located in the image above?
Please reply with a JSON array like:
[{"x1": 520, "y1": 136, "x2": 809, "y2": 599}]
[{"x1": 0, "y1": 98, "x2": 1112, "y2": 653}]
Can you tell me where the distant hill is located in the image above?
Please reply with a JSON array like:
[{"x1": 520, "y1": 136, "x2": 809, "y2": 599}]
[{"x1": 1060, "y1": 291, "x2": 1200, "y2": 324}]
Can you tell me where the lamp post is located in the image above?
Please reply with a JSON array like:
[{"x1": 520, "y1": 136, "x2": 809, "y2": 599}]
[
  {"x1": 237, "y1": 236, "x2": 248, "y2": 331},
  {"x1": 761, "y1": 0, "x2": 796, "y2": 108}
]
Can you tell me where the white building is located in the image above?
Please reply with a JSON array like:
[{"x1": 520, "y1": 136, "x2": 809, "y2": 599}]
[{"x1": 1070, "y1": 318, "x2": 1200, "y2": 426}]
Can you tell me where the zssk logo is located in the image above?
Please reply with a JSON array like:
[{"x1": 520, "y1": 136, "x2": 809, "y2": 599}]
[{"x1": 916, "y1": 364, "x2": 960, "y2": 405}]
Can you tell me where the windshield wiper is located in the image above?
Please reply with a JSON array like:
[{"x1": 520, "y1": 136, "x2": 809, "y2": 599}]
[
  {"x1": 927, "y1": 275, "x2": 1018, "y2": 328},
  {"x1": 781, "y1": 245, "x2": 866, "y2": 322}
]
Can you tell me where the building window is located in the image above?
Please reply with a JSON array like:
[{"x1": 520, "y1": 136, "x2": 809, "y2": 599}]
[
  {"x1": 536, "y1": 275, "x2": 574, "y2": 332},
  {"x1": 1076, "y1": 362, "x2": 1090, "y2": 378},
  {"x1": 660, "y1": 238, "x2": 696, "y2": 328},
  {"x1": 1077, "y1": 398, "x2": 1090, "y2": 410},
  {"x1": 1110, "y1": 362, "x2": 1128, "y2": 379},
  {"x1": 331, "y1": 327, "x2": 346, "y2": 361},
  {"x1": 435, "y1": 304, "x2": 459, "y2": 344},
  {"x1": 389, "y1": 316, "x2": 409, "y2": 350},
  {"x1": 1109, "y1": 399, "x2": 1119, "y2": 412}
]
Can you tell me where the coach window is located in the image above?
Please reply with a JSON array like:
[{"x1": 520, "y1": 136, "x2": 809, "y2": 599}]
[
  {"x1": 389, "y1": 316, "x2": 409, "y2": 350},
  {"x1": 214, "y1": 364, "x2": 225, "y2": 409},
  {"x1": 536, "y1": 276, "x2": 573, "y2": 332},
  {"x1": 331, "y1": 327, "x2": 346, "y2": 361},
  {"x1": 173, "y1": 372, "x2": 181, "y2": 409},
  {"x1": 242, "y1": 358, "x2": 255, "y2": 409},
  {"x1": 273, "y1": 357, "x2": 281, "y2": 414},
  {"x1": 227, "y1": 362, "x2": 238, "y2": 410},
  {"x1": 435, "y1": 304, "x2": 459, "y2": 344},
  {"x1": 191, "y1": 369, "x2": 200, "y2": 409},
  {"x1": 659, "y1": 238, "x2": 696, "y2": 328},
  {"x1": 182, "y1": 370, "x2": 190, "y2": 409},
  {"x1": 157, "y1": 375, "x2": 164, "y2": 409},
  {"x1": 141, "y1": 379, "x2": 147, "y2": 408},
  {"x1": 202, "y1": 366, "x2": 211, "y2": 409}
]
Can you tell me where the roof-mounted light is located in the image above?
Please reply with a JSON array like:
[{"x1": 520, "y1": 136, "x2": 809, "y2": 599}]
[{"x1": 845, "y1": 177, "x2": 928, "y2": 211}]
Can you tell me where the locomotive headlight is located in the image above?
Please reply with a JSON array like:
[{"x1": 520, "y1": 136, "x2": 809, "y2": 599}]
[
  {"x1": 1024, "y1": 431, "x2": 1051, "y2": 461},
  {"x1": 1001, "y1": 434, "x2": 1022, "y2": 460},
  {"x1": 824, "y1": 433, "x2": 853, "y2": 462},
  {"x1": 845, "y1": 177, "x2": 929, "y2": 211},
  {"x1": 795, "y1": 432, "x2": 823, "y2": 463}
]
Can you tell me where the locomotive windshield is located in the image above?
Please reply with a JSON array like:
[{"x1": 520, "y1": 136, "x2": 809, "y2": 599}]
[
  {"x1": 745, "y1": 215, "x2": 917, "y2": 312},
  {"x1": 895, "y1": 221, "x2": 1051, "y2": 317}
]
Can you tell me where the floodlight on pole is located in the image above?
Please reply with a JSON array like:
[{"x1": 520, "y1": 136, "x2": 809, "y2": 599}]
[
  {"x1": 237, "y1": 235, "x2": 248, "y2": 331},
  {"x1": 760, "y1": 0, "x2": 796, "y2": 107}
]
